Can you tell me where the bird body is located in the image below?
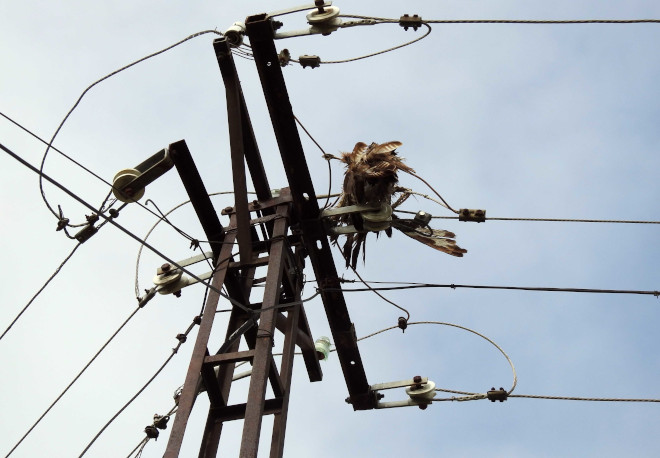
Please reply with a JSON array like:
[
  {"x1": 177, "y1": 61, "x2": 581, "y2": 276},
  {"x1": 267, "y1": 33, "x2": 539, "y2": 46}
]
[{"x1": 329, "y1": 141, "x2": 466, "y2": 268}]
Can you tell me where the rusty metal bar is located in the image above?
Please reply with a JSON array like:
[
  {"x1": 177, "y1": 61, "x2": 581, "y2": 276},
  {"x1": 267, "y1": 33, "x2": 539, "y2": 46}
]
[
  {"x1": 224, "y1": 55, "x2": 253, "y2": 265},
  {"x1": 214, "y1": 37, "x2": 272, "y2": 202},
  {"x1": 245, "y1": 13, "x2": 374, "y2": 410},
  {"x1": 240, "y1": 203, "x2": 290, "y2": 457},
  {"x1": 204, "y1": 349, "x2": 255, "y2": 365},
  {"x1": 169, "y1": 140, "x2": 224, "y2": 260},
  {"x1": 165, "y1": 215, "x2": 239, "y2": 457},
  {"x1": 270, "y1": 298, "x2": 302, "y2": 456}
]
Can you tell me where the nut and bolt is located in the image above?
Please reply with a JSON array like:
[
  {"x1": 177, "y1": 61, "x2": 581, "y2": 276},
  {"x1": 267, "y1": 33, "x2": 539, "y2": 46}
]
[{"x1": 161, "y1": 263, "x2": 171, "y2": 273}]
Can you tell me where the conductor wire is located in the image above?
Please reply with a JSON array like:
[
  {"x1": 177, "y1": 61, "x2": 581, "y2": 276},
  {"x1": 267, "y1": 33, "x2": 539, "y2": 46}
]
[{"x1": 38, "y1": 30, "x2": 223, "y2": 221}]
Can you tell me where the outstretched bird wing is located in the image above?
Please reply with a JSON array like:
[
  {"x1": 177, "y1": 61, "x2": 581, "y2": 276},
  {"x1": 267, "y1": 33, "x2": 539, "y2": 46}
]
[{"x1": 391, "y1": 217, "x2": 467, "y2": 257}]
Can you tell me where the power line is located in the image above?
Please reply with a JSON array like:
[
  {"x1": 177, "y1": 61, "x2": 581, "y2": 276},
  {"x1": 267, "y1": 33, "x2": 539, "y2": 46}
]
[
  {"x1": 4, "y1": 305, "x2": 144, "y2": 457},
  {"x1": 342, "y1": 14, "x2": 660, "y2": 25},
  {"x1": 290, "y1": 22, "x2": 433, "y2": 65},
  {"x1": 508, "y1": 394, "x2": 660, "y2": 402},
  {"x1": 0, "y1": 141, "x2": 254, "y2": 315},
  {"x1": 0, "y1": 109, "x2": 219, "y2": 240},
  {"x1": 331, "y1": 281, "x2": 660, "y2": 297},
  {"x1": 38, "y1": 30, "x2": 224, "y2": 221},
  {"x1": 0, "y1": 110, "x2": 111, "y2": 190},
  {"x1": 356, "y1": 320, "x2": 517, "y2": 395},
  {"x1": 394, "y1": 209, "x2": 660, "y2": 225},
  {"x1": 78, "y1": 315, "x2": 200, "y2": 457},
  {"x1": 0, "y1": 242, "x2": 82, "y2": 343}
]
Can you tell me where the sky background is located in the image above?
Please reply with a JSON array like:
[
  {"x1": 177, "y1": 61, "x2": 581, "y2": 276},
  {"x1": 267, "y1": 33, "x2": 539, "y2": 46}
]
[{"x1": 1, "y1": 1, "x2": 659, "y2": 457}]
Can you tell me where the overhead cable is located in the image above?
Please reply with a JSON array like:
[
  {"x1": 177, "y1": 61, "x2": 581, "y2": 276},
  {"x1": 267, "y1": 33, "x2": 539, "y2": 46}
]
[
  {"x1": 356, "y1": 320, "x2": 517, "y2": 395},
  {"x1": 0, "y1": 242, "x2": 82, "y2": 343},
  {"x1": 78, "y1": 315, "x2": 200, "y2": 457},
  {"x1": 38, "y1": 30, "x2": 224, "y2": 223},
  {"x1": 394, "y1": 209, "x2": 660, "y2": 225},
  {"x1": 331, "y1": 281, "x2": 660, "y2": 297},
  {"x1": 4, "y1": 305, "x2": 143, "y2": 457},
  {"x1": 342, "y1": 14, "x2": 660, "y2": 25}
]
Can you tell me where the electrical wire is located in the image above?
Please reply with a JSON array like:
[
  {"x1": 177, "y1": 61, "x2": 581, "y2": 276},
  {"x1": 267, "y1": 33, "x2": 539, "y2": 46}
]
[
  {"x1": 393, "y1": 209, "x2": 660, "y2": 225},
  {"x1": 38, "y1": 30, "x2": 225, "y2": 223},
  {"x1": 0, "y1": 108, "x2": 223, "y2": 242},
  {"x1": 0, "y1": 110, "x2": 115, "y2": 196},
  {"x1": 1, "y1": 141, "x2": 258, "y2": 315},
  {"x1": 330, "y1": 282, "x2": 660, "y2": 297},
  {"x1": 126, "y1": 438, "x2": 148, "y2": 458},
  {"x1": 0, "y1": 242, "x2": 82, "y2": 343},
  {"x1": 134, "y1": 191, "x2": 255, "y2": 297},
  {"x1": 126, "y1": 403, "x2": 178, "y2": 458},
  {"x1": 78, "y1": 315, "x2": 200, "y2": 457},
  {"x1": 355, "y1": 320, "x2": 517, "y2": 395},
  {"x1": 330, "y1": 244, "x2": 410, "y2": 319},
  {"x1": 340, "y1": 14, "x2": 660, "y2": 25},
  {"x1": 292, "y1": 114, "x2": 334, "y2": 209},
  {"x1": 290, "y1": 22, "x2": 432, "y2": 66},
  {"x1": 4, "y1": 306, "x2": 143, "y2": 457},
  {"x1": 507, "y1": 394, "x2": 660, "y2": 402}
]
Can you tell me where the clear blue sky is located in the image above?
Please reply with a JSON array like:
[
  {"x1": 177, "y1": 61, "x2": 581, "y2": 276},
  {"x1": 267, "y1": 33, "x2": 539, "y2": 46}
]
[{"x1": 1, "y1": 1, "x2": 659, "y2": 456}]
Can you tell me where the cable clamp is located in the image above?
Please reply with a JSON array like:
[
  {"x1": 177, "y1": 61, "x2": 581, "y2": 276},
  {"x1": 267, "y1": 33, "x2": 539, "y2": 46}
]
[
  {"x1": 486, "y1": 387, "x2": 508, "y2": 402},
  {"x1": 299, "y1": 54, "x2": 321, "y2": 69},
  {"x1": 399, "y1": 14, "x2": 423, "y2": 31},
  {"x1": 459, "y1": 208, "x2": 486, "y2": 223}
]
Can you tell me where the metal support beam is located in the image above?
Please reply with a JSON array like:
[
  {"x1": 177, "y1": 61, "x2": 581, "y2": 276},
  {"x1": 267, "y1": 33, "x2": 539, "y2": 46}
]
[
  {"x1": 169, "y1": 139, "x2": 224, "y2": 260},
  {"x1": 245, "y1": 13, "x2": 374, "y2": 410},
  {"x1": 165, "y1": 215, "x2": 239, "y2": 457}
]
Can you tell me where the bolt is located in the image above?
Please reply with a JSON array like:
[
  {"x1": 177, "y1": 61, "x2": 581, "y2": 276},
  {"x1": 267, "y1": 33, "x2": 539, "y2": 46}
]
[
  {"x1": 315, "y1": 0, "x2": 325, "y2": 13},
  {"x1": 252, "y1": 200, "x2": 261, "y2": 209},
  {"x1": 173, "y1": 290, "x2": 182, "y2": 298},
  {"x1": 413, "y1": 375, "x2": 422, "y2": 384},
  {"x1": 161, "y1": 263, "x2": 171, "y2": 273},
  {"x1": 222, "y1": 206, "x2": 234, "y2": 215},
  {"x1": 418, "y1": 404, "x2": 428, "y2": 410}
]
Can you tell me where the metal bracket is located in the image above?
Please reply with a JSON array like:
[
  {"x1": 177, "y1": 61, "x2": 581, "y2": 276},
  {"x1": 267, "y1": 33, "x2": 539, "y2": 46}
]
[
  {"x1": 153, "y1": 251, "x2": 215, "y2": 296},
  {"x1": 321, "y1": 203, "x2": 394, "y2": 235},
  {"x1": 370, "y1": 376, "x2": 436, "y2": 409}
]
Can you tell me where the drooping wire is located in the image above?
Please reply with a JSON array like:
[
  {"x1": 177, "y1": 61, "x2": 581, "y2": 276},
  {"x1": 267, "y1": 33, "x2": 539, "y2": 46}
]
[
  {"x1": 133, "y1": 191, "x2": 255, "y2": 297},
  {"x1": 38, "y1": 29, "x2": 224, "y2": 223},
  {"x1": 4, "y1": 305, "x2": 144, "y2": 457},
  {"x1": 292, "y1": 114, "x2": 334, "y2": 209},
  {"x1": 289, "y1": 22, "x2": 432, "y2": 66},
  {"x1": 330, "y1": 244, "x2": 410, "y2": 320},
  {"x1": 1, "y1": 141, "x2": 260, "y2": 314},
  {"x1": 78, "y1": 315, "x2": 200, "y2": 457},
  {"x1": 355, "y1": 320, "x2": 517, "y2": 396},
  {"x1": 0, "y1": 242, "x2": 82, "y2": 343}
]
